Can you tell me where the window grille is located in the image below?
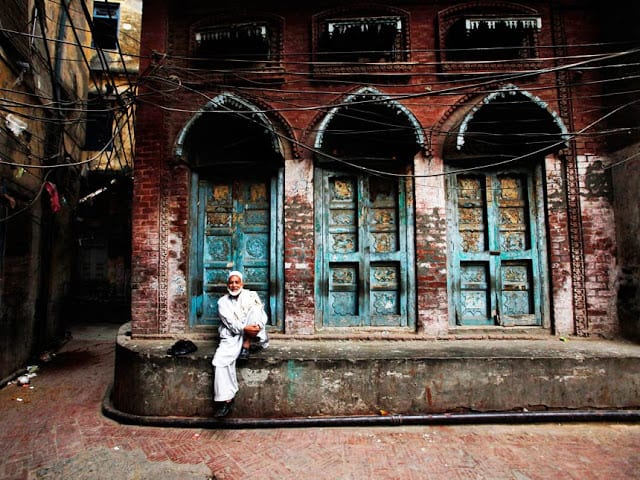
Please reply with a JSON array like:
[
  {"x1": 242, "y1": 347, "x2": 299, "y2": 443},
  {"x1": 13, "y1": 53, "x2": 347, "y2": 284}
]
[
  {"x1": 193, "y1": 22, "x2": 272, "y2": 68},
  {"x1": 317, "y1": 16, "x2": 405, "y2": 63}
]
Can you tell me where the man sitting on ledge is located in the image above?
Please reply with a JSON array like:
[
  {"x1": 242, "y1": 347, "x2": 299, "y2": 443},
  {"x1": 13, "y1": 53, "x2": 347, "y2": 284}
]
[{"x1": 212, "y1": 270, "x2": 269, "y2": 418}]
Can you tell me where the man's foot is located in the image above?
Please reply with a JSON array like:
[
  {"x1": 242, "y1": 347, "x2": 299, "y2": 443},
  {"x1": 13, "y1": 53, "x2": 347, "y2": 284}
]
[
  {"x1": 214, "y1": 401, "x2": 233, "y2": 418},
  {"x1": 238, "y1": 347, "x2": 250, "y2": 360}
]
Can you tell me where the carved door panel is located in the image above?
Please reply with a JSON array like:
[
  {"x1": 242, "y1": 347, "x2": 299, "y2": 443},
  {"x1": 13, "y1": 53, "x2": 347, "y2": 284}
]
[
  {"x1": 191, "y1": 178, "x2": 271, "y2": 327},
  {"x1": 452, "y1": 172, "x2": 541, "y2": 326},
  {"x1": 319, "y1": 172, "x2": 409, "y2": 327}
]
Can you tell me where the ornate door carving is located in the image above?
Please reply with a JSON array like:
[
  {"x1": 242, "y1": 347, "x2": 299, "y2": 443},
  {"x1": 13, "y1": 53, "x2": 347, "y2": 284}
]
[
  {"x1": 451, "y1": 170, "x2": 542, "y2": 326},
  {"x1": 191, "y1": 178, "x2": 273, "y2": 327},
  {"x1": 317, "y1": 171, "x2": 412, "y2": 328}
]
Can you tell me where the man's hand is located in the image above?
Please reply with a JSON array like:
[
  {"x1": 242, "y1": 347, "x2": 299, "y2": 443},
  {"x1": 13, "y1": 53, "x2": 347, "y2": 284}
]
[{"x1": 243, "y1": 324, "x2": 261, "y2": 338}]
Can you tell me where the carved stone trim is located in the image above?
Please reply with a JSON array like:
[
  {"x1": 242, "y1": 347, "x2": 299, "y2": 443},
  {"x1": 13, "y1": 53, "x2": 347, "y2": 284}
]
[
  {"x1": 174, "y1": 91, "x2": 300, "y2": 159},
  {"x1": 312, "y1": 62, "x2": 416, "y2": 75},
  {"x1": 550, "y1": 2, "x2": 588, "y2": 336},
  {"x1": 431, "y1": 85, "x2": 497, "y2": 158},
  {"x1": 158, "y1": 168, "x2": 170, "y2": 334},
  {"x1": 303, "y1": 86, "x2": 425, "y2": 153}
]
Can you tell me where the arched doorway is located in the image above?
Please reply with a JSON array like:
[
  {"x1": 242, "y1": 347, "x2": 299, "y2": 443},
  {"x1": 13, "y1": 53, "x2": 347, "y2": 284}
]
[
  {"x1": 444, "y1": 86, "x2": 568, "y2": 327},
  {"x1": 313, "y1": 88, "x2": 424, "y2": 329},
  {"x1": 176, "y1": 93, "x2": 286, "y2": 330}
]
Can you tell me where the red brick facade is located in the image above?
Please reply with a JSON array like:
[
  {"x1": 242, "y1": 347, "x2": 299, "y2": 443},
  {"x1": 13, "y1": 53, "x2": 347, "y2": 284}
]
[{"x1": 132, "y1": 0, "x2": 625, "y2": 339}]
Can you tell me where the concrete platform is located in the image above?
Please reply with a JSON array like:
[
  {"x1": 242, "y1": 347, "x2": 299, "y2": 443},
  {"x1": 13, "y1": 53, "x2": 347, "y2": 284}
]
[{"x1": 111, "y1": 323, "x2": 640, "y2": 419}]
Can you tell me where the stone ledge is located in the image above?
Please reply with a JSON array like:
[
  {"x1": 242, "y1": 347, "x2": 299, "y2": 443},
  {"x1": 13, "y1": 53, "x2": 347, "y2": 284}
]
[
  {"x1": 111, "y1": 324, "x2": 640, "y2": 418},
  {"x1": 102, "y1": 387, "x2": 640, "y2": 429}
]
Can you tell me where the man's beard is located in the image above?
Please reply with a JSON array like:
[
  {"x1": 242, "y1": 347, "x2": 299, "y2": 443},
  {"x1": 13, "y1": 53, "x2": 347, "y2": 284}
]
[{"x1": 228, "y1": 288, "x2": 243, "y2": 297}]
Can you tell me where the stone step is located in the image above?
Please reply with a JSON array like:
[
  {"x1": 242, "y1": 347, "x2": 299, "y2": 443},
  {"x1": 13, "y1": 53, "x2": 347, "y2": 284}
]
[{"x1": 111, "y1": 324, "x2": 640, "y2": 419}]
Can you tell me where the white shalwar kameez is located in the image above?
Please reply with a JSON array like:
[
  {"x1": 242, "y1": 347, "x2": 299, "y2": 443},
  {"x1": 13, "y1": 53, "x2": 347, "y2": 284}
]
[{"x1": 212, "y1": 289, "x2": 268, "y2": 402}]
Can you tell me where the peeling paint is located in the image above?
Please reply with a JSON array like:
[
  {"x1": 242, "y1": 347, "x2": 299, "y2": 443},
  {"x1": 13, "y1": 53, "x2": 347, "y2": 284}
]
[
  {"x1": 242, "y1": 368, "x2": 270, "y2": 386},
  {"x1": 386, "y1": 370, "x2": 410, "y2": 378},
  {"x1": 5, "y1": 113, "x2": 27, "y2": 136},
  {"x1": 287, "y1": 360, "x2": 300, "y2": 403},
  {"x1": 321, "y1": 377, "x2": 343, "y2": 392}
]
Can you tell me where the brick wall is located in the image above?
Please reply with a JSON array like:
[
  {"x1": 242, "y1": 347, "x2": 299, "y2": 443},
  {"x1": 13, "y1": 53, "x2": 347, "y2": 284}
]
[
  {"x1": 414, "y1": 154, "x2": 449, "y2": 337},
  {"x1": 130, "y1": 0, "x2": 168, "y2": 336},
  {"x1": 579, "y1": 155, "x2": 618, "y2": 337},
  {"x1": 545, "y1": 154, "x2": 574, "y2": 335},
  {"x1": 131, "y1": 0, "x2": 623, "y2": 339}
]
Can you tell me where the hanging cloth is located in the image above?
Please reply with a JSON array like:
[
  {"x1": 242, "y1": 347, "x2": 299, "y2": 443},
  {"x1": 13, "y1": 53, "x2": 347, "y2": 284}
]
[{"x1": 44, "y1": 181, "x2": 61, "y2": 213}]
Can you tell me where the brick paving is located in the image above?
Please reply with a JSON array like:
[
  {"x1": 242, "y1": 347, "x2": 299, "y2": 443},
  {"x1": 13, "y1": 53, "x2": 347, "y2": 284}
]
[{"x1": 0, "y1": 323, "x2": 638, "y2": 480}]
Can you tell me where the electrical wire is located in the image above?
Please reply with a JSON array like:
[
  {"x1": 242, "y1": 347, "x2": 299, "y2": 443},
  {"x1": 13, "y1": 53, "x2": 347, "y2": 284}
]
[
  {"x1": 0, "y1": 0, "x2": 137, "y2": 179},
  {"x1": 0, "y1": 4, "x2": 637, "y2": 179},
  {"x1": 140, "y1": 56, "x2": 640, "y2": 181},
  {"x1": 0, "y1": 169, "x2": 54, "y2": 223},
  {"x1": 2, "y1": 22, "x2": 639, "y2": 72},
  {"x1": 136, "y1": 45, "x2": 640, "y2": 116},
  {"x1": 604, "y1": 150, "x2": 640, "y2": 170}
]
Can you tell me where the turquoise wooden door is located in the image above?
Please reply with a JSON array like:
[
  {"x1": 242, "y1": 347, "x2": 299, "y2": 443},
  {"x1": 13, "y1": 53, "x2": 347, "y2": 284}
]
[
  {"x1": 191, "y1": 177, "x2": 274, "y2": 327},
  {"x1": 450, "y1": 171, "x2": 542, "y2": 326},
  {"x1": 317, "y1": 171, "x2": 411, "y2": 327}
]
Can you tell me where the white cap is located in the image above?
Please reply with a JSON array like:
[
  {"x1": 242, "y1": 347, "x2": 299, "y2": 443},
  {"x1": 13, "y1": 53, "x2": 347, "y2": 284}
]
[{"x1": 227, "y1": 270, "x2": 243, "y2": 282}]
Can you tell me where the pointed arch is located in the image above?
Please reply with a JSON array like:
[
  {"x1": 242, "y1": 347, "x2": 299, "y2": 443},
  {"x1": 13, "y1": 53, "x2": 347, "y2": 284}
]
[
  {"x1": 455, "y1": 84, "x2": 569, "y2": 151},
  {"x1": 175, "y1": 92, "x2": 285, "y2": 159},
  {"x1": 433, "y1": 84, "x2": 570, "y2": 162},
  {"x1": 183, "y1": 92, "x2": 288, "y2": 330},
  {"x1": 313, "y1": 86, "x2": 425, "y2": 150},
  {"x1": 441, "y1": 84, "x2": 558, "y2": 330}
]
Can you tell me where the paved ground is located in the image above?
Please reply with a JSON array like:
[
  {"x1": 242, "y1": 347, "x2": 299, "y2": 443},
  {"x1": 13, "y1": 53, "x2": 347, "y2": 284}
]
[{"x1": 0, "y1": 322, "x2": 639, "y2": 480}]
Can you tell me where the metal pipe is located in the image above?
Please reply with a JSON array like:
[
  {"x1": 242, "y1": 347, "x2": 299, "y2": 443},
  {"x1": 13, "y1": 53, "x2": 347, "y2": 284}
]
[{"x1": 101, "y1": 385, "x2": 640, "y2": 430}]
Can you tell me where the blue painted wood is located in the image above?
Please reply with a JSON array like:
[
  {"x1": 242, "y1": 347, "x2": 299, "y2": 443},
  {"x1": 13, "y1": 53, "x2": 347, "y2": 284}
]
[
  {"x1": 189, "y1": 175, "x2": 282, "y2": 329},
  {"x1": 450, "y1": 169, "x2": 543, "y2": 327},
  {"x1": 317, "y1": 170, "x2": 411, "y2": 328}
]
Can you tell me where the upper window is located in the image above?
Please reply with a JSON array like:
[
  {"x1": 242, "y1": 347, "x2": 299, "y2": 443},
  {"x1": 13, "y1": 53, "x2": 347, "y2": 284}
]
[
  {"x1": 191, "y1": 17, "x2": 283, "y2": 71},
  {"x1": 438, "y1": 3, "x2": 541, "y2": 72},
  {"x1": 84, "y1": 95, "x2": 114, "y2": 152},
  {"x1": 93, "y1": 2, "x2": 120, "y2": 50},
  {"x1": 318, "y1": 16, "x2": 404, "y2": 63},
  {"x1": 312, "y1": 7, "x2": 411, "y2": 75}
]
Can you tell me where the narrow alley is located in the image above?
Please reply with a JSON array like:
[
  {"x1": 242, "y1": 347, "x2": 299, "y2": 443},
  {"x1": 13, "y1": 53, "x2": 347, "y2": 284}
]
[{"x1": 0, "y1": 322, "x2": 638, "y2": 479}]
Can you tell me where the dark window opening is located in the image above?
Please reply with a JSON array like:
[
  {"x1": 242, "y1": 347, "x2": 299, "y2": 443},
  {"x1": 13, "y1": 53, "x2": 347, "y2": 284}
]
[
  {"x1": 84, "y1": 96, "x2": 114, "y2": 151},
  {"x1": 0, "y1": 3, "x2": 30, "y2": 61},
  {"x1": 317, "y1": 17, "x2": 405, "y2": 63},
  {"x1": 193, "y1": 22, "x2": 272, "y2": 69},
  {"x1": 446, "y1": 16, "x2": 540, "y2": 62},
  {"x1": 93, "y1": 2, "x2": 120, "y2": 50}
]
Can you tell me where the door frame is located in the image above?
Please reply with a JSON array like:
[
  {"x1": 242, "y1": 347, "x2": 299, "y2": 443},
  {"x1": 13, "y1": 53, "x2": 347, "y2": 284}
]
[
  {"x1": 446, "y1": 161, "x2": 550, "y2": 329},
  {"x1": 188, "y1": 169, "x2": 284, "y2": 332},
  {"x1": 314, "y1": 166, "x2": 416, "y2": 330}
]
